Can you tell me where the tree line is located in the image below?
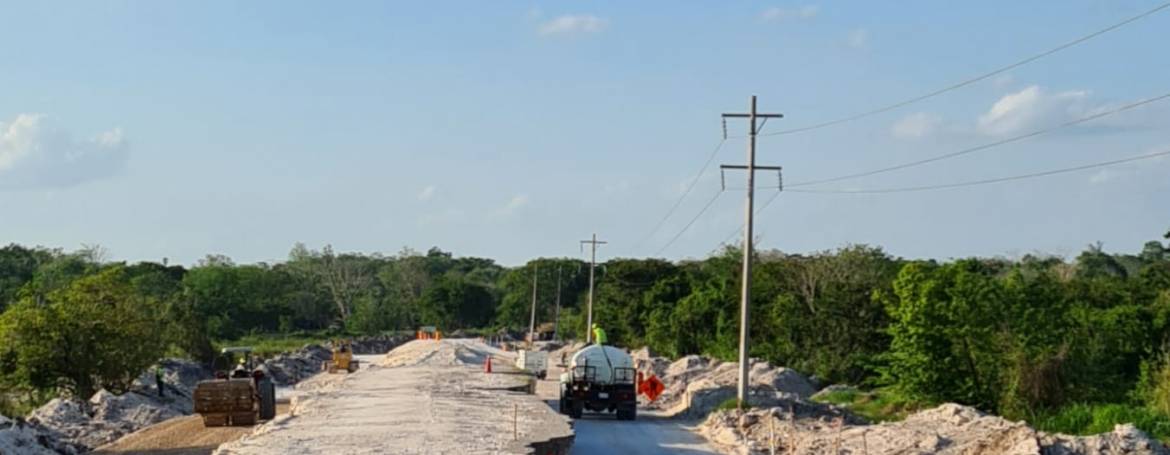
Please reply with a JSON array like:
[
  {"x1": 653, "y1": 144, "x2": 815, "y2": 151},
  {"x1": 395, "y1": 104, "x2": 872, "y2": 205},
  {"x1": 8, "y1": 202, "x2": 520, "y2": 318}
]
[{"x1": 2, "y1": 233, "x2": 1170, "y2": 424}]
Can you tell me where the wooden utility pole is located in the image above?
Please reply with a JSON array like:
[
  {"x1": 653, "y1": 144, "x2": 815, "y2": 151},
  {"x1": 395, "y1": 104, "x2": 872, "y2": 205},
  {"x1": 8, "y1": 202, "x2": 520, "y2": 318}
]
[
  {"x1": 580, "y1": 234, "x2": 607, "y2": 343},
  {"x1": 721, "y1": 95, "x2": 782, "y2": 407},
  {"x1": 528, "y1": 264, "x2": 538, "y2": 346},
  {"x1": 553, "y1": 266, "x2": 562, "y2": 341}
]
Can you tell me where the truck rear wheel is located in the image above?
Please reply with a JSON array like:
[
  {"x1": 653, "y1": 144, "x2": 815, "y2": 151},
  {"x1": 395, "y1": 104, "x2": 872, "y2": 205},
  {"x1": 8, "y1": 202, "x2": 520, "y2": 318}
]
[
  {"x1": 616, "y1": 405, "x2": 636, "y2": 421},
  {"x1": 569, "y1": 400, "x2": 584, "y2": 419}
]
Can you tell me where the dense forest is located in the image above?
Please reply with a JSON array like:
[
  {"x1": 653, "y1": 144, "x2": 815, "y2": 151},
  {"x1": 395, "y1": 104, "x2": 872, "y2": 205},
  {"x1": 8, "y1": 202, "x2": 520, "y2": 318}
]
[{"x1": 3, "y1": 233, "x2": 1170, "y2": 430}]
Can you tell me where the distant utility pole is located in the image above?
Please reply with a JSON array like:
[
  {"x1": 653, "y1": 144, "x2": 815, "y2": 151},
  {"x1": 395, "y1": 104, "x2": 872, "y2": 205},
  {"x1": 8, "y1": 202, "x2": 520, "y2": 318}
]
[
  {"x1": 528, "y1": 264, "x2": 539, "y2": 346},
  {"x1": 580, "y1": 234, "x2": 607, "y2": 343},
  {"x1": 721, "y1": 95, "x2": 782, "y2": 407},
  {"x1": 553, "y1": 266, "x2": 563, "y2": 341}
]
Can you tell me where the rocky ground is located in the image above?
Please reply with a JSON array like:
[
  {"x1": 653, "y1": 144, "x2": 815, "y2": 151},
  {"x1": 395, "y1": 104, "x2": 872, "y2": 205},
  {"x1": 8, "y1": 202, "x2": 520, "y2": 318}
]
[
  {"x1": 699, "y1": 403, "x2": 1169, "y2": 455},
  {"x1": 1, "y1": 336, "x2": 412, "y2": 454},
  {"x1": 614, "y1": 346, "x2": 1170, "y2": 455}
]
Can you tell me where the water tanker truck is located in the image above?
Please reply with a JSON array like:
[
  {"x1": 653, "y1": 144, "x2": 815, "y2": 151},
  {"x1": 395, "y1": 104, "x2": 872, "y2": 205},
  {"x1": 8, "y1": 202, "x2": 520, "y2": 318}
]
[{"x1": 558, "y1": 345, "x2": 637, "y2": 420}]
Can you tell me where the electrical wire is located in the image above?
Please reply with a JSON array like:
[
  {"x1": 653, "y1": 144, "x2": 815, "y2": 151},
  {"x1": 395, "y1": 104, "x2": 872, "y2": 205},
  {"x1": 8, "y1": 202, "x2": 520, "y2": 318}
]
[
  {"x1": 787, "y1": 92, "x2": 1170, "y2": 188},
  {"x1": 653, "y1": 190, "x2": 725, "y2": 256},
  {"x1": 759, "y1": 1, "x2": 1170, "y2": 137},
  {"x1": 634, "y1": 139, "x2": 727, "y2": 251},
  {"x1": 787, "y1": 149, "x2": 1170, "y2": 194},
  {"x1": 721, "y1": 190, "x2": 782, "y2": 245}
]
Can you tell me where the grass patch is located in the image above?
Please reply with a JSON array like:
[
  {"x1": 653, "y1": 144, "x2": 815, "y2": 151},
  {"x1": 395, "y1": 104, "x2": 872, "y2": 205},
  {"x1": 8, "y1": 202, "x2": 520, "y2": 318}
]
[
  {"x1": 216, "y1": 331, "x2": 338, "y2": 358},
  {"x1": 1028, "y1": 403, "x2": 1170, "y2": 441},
  {"x1": 717, "y1": 397, "x2": 754, "y2": 411},
  {"x1": 812, "y1": 386, "x2": 925, "y2": 423}
]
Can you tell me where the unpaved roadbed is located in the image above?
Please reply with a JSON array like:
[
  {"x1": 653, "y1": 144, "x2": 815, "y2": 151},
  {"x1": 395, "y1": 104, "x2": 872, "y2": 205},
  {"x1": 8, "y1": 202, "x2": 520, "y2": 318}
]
[{"x1": 215, "y1": 340, "x2": 572, "y2": 455}]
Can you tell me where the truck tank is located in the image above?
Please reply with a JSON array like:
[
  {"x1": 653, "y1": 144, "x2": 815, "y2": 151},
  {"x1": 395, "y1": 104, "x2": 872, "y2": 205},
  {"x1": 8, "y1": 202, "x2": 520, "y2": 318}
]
[{"x1": 564, "y1": 345, "x2": 634, "y2": 385}]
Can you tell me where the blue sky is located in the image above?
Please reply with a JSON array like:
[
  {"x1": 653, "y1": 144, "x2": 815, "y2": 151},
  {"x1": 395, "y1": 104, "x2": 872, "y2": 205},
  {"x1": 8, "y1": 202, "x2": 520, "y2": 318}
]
[{"x1": 1, "y1": 1, "x2": 1168, "y2": 266}]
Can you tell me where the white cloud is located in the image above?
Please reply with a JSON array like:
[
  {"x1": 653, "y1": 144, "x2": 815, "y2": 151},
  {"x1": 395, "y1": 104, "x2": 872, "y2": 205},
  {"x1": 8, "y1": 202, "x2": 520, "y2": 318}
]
[
  {"x1": 417, "y1": 185, "x2": 436, "y2": 202},
  {"x1": 538, "y1": 14, "x2": 608, "y2": 35},
  {"x1": 760, "y1": 5, "x2": 818, "y2": 22},
  {"x1": 891, "y1": 112, "x2": 942, "y2": 139},
  {"x1": 0, "y1": 114, "x2": 129, "y2": 190},
  {"x1": 977, "y1": 85, "x2": 1094, "y2": 136},
  {"x1": 846, "y1": 28, "x2": 869, "y2": 49},
  {"x1": 497, "y1": 194, "x2": 529, "y2": 216}
]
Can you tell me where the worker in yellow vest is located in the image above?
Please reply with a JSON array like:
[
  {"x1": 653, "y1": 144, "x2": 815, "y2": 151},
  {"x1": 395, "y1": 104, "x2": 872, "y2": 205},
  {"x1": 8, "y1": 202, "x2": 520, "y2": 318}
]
[{"x1": 591, "y1": 323, "x2": 607, "y2": 346}]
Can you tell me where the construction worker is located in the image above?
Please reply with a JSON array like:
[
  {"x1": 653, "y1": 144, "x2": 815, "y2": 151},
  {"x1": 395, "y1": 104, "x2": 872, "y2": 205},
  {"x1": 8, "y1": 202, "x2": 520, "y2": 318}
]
[
  {"x1": 155, "y1": 366, "x2": 165, "y2": 398},
  {"x1": 591, "y1": 323, "x2": 607, "y2": 346},
  {"x1": 231, "y1": 357, "x2": 249, "y2": 378}
]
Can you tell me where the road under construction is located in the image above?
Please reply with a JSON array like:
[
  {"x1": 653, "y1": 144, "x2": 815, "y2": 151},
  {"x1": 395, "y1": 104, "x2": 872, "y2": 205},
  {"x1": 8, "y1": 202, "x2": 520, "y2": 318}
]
[{"x1": 92, "y1": 340, "x2": 715, "y2": 455}]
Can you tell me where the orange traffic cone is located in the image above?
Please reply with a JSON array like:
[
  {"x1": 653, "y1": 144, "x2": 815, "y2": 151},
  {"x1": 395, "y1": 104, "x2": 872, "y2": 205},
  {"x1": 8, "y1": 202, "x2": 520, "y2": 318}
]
[{"x1": 484, "y1": 356, "x2": 492, "y2": 373}]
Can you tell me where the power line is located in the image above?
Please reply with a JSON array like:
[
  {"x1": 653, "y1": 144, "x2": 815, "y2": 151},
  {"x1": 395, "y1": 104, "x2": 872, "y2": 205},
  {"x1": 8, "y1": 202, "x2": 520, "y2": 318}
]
[
  {"x1": 654, "y1": 190, "x2": 725, "y2": 256},
  {"x1": 759, "y1": 1, "x2": 1170, "y2": 137},
  {"x1": 722, "y1": 190, "x2": 782, "y2": 245},
  {"x1": 788, "y1": 149, "x2": 1170, "y2": 194},
  {"x1": 634, "y1": 139, "x2": 727, "y2": 251},
  {"x1": 788, "y1": 92, "x2": 1170, "y2": 187}
]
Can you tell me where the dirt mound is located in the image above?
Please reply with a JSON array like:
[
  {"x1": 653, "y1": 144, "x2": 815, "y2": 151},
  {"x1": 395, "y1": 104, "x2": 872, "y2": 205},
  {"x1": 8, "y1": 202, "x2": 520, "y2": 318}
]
[
  {"x1": 700, "y1": 402, "x2": 1169, "y2": 455},
  {"x1": 337, "y1": 335, "x2": 412, "y2": 355},
  {"x1": 26, "y1": 358, "x2": 208, "y2": 451},
  {"x1": 636, "y1": 352, "x2": 817, "y2": 417},
  {"x1": 632, "y1": 346, "x2": 671, "y2": 378},
  {"x1": 256, "y1": 344, "x2": 333, "y2": 385},
  {"x1": 28, "y1": 390, "x2": 185, "y2": 450},
  {"x1": 0, "y1": 413, "x2": 80, "y2": 455}
]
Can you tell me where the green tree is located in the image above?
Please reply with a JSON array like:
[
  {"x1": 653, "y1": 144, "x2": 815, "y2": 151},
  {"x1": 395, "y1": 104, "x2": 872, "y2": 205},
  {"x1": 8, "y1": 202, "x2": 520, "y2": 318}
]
[{"x1": 0, "y1": 267, "x2": 166, "y2": 398}]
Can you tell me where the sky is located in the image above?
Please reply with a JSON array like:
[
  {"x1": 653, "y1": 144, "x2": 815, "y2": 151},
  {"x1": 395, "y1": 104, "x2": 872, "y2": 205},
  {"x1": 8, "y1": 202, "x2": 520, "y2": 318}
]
[{"x1": 1, "y1": 0, "x2": 1168, "y2": 267}]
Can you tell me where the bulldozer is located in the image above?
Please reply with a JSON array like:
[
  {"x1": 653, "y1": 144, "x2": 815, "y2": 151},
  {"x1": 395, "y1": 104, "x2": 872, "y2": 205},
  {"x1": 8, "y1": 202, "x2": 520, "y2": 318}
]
[
  {"x1": 324, "y1": 339, "x2": 360, "y2": 374},
  {"x1": 192, "y1": 347, "x2": 276, "y2": 427}
]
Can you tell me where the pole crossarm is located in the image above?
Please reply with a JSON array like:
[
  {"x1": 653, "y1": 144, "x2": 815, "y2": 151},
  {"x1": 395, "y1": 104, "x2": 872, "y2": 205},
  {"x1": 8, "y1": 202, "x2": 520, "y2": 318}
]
[
  {"x1": 721, "y1": 113, "x2": 783, "y2": 118},
  {"x1": 720, "y1": 165, "x2": 783, "y2": 191}
]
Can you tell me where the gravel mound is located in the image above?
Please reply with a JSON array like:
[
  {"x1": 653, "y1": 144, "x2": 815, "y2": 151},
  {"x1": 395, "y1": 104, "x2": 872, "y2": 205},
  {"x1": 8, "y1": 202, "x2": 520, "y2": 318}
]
[
  {"x1": 259, "y1": 336, "x2": 411, "y2": 385},
  {"x1": 257, "y1": 344, "x2": 333, "y2": 385},
  {"x1": 633, "y1": 351, "x2": 817, "y2": 417},
  {"x1": 700, "y1": 402, "x2": 1169, "y2": 455},
  {"x1": 0, "y1": 413, "x2": 81, "y2": 455},
  {"x1": 24, "y1": 358, "x2": 207, "y2": 451},
  {"x1": 632, "y1": 346, "x2": 671, "y2": 378},
  {"x1": 341, "y1": 335, "x2": 412, "y2": 355}
]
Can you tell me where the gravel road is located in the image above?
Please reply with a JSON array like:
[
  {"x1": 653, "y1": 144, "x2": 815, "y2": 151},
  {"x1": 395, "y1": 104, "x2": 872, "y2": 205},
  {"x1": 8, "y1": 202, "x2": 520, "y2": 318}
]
[{"x1": 535, "y1": 351, "x2": 718, "y2": 455}]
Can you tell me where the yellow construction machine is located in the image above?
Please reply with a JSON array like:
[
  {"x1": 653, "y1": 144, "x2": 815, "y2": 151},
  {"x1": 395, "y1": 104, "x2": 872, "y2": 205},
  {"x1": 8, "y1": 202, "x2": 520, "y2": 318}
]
[
  {"x1": 324, "y1": 339, "x2": 360, "y2": 374},
  {"x1": 192, "y1": 347, "x2": 276, "y2": 427}
]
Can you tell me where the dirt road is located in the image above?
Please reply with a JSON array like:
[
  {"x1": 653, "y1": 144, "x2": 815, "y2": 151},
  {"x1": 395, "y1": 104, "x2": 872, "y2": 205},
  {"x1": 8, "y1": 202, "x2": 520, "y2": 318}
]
[
  {"x1": 535, "y1": 353, "x2": 717, "y2": 455},
  {"x1": 216, "y1": 339, "x2": 572, "y2": 454},
  {"x1": 92, "y1": 404, "x2": 290, "y2": 455},
  {"x1": 93, "y1": 355, "x2": 384, "y2": 455}
]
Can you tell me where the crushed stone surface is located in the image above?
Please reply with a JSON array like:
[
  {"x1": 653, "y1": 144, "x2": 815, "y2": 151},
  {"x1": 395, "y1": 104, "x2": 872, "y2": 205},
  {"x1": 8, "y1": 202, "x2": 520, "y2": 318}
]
[{"x1": 214, "y1": 339, "x2": 572, "y2": 455}]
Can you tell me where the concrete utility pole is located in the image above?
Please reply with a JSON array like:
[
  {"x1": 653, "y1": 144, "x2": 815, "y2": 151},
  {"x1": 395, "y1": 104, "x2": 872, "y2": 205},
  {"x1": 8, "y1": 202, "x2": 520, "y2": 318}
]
[
  {"x1": 721, "y1": 95, "x2": 782, "y2": 407},
  {"x1": 528, "y1": 264, "x2": 538, "y2": 346},
  {"x1": 553, "y1": 266, "x2": 562, "y2": 341},
  {"x1": 580, "y1": 234, "x2": 607, "y2": 343}
]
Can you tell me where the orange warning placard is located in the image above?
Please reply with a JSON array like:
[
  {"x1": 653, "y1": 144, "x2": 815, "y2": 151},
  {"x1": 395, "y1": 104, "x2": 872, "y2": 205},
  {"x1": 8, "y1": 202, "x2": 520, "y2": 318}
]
[{"x1": 638, "y1": 375, "x2": 665, "y2": 402}]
